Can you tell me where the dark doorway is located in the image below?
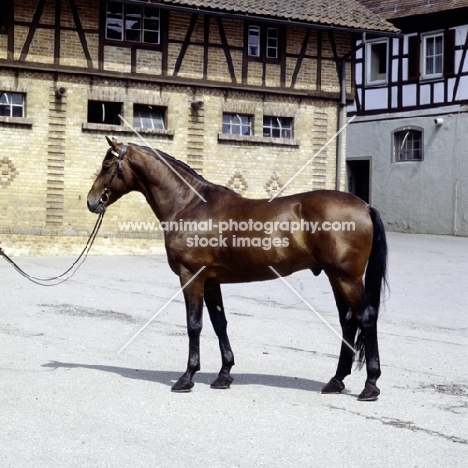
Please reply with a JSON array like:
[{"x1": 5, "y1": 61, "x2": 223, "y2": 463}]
[{"x1": 347, "y1": 159, "x2": 370, "y2": 203}]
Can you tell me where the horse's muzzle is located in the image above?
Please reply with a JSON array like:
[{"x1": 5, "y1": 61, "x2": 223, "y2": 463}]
[{"x1": 87, "y1": 199, "x2": 106, "y2": 214}]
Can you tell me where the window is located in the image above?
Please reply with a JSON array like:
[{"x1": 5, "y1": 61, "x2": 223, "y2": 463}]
[
  {"x1": 222, "y1": 114, "x2": 252, "y2": 136},
  {"x1": 134, "y1": 104, "x2": 165, "y2": 130},
  {"x1": 0, "y1": 92, "x2": 25, "y2": 117},
  {"x1": 248, "y1": 26, "x2": 260, "y2": 57},
  {"x1": 266, "y1": 28, "x2": 279, "y2": 59},
  {"x1": 366, "y1": 40, "x2": 388, "y2": 84},
  {"x1": 106, "y1": 2, "x2": 160, "y2": 44},
  {"x1": 393, "y1": 128, "x2": 423, "y2": 161},
  {"x1": 0, "y1": 0, "x2": 12, "y2": 32},
  {"x1": 247, "y1": 25, "x2": 281, "y2": 60},
  {"x1": 263, "y1": 116, "x2": 293, "y2": 139},
  {"x1": 423, "y1": 33, "x2": 443, "y2": 78},
  {"x1": 408, "y1": 30, "x2": 455, "y2": 81},
  {"x1": 87, "y1": 101, "x2": 122, "y2": 125}
]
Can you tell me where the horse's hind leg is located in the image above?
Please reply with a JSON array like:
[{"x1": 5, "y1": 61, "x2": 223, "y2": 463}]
[
  {"x1": 204, "y1": 283, "x2": 235, "y2": 389},
  {"x1": 355, "y1": 303, "x2": 381, "y2": 401},
  {"x1": 322, "y1": 278, "x2": 381, "y2": 401},
  {"x1": 321, "y1": 285, "x2": 358, "y2": 394}
]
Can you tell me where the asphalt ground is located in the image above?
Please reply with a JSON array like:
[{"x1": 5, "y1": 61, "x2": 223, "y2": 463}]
[{"x1": 1, "y1": 232, "x2": 467, "y2": 467}]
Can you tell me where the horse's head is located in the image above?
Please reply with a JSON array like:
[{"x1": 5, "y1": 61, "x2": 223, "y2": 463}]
[{"x1": 87, "y1": 137, "x2": 134, "y2": 214}]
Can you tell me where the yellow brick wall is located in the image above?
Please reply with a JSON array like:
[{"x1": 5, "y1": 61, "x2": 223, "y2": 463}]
[{"x1": 0, "y1": 1, "x2": 351, "y2": 257}]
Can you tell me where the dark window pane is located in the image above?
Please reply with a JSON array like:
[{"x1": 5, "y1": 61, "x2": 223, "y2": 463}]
[
  {"x1": 125, "y1": 5, "x2": 141, "y2": 42},
  {"x1": 88, "y1": 101, "x2": 122, "y2": 125}
]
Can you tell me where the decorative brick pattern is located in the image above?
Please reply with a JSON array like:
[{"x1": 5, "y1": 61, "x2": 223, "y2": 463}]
[
  {"x1": 0, "y1": 157, "x2": 18, "y2": 188},
  {"x1": 226, "y1": 171, "x2": 248, "y2": 195},
  {"x1": 264, "y1": 172, "x2": 284, "y2": 197}
]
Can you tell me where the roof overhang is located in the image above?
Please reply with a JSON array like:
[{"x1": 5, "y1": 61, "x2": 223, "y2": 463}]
[{"x1": 104, "y1": 0, "x2": 401, "y2": 37}]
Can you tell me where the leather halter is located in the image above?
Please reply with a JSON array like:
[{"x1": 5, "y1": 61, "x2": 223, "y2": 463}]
[{"x1": 99, "y1": 144, "x2": 129, "y2": 204}]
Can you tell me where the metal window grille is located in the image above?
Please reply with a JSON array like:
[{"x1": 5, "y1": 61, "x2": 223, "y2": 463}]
[{"x1": 395, "y1": 130, "x2": 423, "y2": 161}]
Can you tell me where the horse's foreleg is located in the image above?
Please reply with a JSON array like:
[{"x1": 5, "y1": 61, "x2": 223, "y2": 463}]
[
  {"x1": 171, "y1": 276, "x2": 204, "y2": 393},
  {"x1": 321, "y1": 286, "x2": 358, "y2": 395},
  {"x1": 204, "y1": 283, "x2": 235, "y2": 389}
]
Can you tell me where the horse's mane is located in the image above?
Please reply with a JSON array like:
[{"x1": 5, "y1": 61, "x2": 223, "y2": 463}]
[{"x1": 131, "y1": 143, "x2": 236, "y2": 193}]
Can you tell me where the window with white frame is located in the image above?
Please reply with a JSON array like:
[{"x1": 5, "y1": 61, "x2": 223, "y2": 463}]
[
  {"x1": 134, "y1": 104, "x2": 166, "y2": 130},
  {"x1": 222, "y1": 113, "x2": 252, "y2": 136},
  {"x1": 422, "y1": 32, "x2": 443, "y2": 79},
  {"x1": 0, "y1": 92, "x2": 25, "y2": 117},
  {"x1": 263, "y1": 116, "x2": 293, "y2": 139},
  {"x1": 266, "y1": 28, "x2": 279, "y2": 59},
  {"x1": 393, "y1": 128, "x2": 423, "y2": 162},
  {"x1": 247, "y1": 25, "x2": 280, "y2": 59},
  {"x1": 248, "y1": 26, "x2": 261, "y2": 57},
  {"x1": 366, "y1": 39, "x2": 388, "y2": 84},
  {"x1": 106, "y1": 1, "x2": 160, "y2": 44}
]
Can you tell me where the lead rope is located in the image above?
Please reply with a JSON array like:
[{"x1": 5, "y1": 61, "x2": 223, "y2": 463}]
[{"x1": 0, "y1": 211, "x2": 105, "y2": 286}]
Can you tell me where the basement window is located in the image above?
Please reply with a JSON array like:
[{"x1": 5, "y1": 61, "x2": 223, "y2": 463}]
[{"x1": 87, "y1": 101, "x2": 122, "y2": 125}]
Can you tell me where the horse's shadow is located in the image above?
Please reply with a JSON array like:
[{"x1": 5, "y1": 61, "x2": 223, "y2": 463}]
[{"x1": 42, "y1": 360, "x2": 331, "y2": 393}]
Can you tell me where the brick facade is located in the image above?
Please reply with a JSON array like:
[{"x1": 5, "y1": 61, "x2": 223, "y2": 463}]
[{"x1": 0, "y1": 0, "x2": 354, "y2": 256}]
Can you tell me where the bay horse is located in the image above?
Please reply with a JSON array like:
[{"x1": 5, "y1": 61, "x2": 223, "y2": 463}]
[{"x1": 87, "y1": 138, "x2": 387, "y2": 401}]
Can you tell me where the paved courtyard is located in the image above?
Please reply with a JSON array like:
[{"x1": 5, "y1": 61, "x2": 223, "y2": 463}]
[{"x1": 1, "y1": 232, "x2": 467, "y2": 467}]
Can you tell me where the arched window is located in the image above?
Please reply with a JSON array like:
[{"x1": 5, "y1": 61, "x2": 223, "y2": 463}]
[{"x1": 393, "y1": 127, "x2": 424, "y2": 162}]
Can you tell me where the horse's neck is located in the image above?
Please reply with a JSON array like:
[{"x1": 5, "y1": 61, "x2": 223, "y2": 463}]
[{"x1": 131, "y1": 150, "x2": 208, "y2": 220}]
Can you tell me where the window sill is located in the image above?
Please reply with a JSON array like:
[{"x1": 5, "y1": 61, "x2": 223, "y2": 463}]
[
  {"x1": 365, "y1": 79, "x2": 388, "y2": 87},
  {"x1": 0, "y1": 116, "x2": 33, "y2": 127},
  {"x1": 393, "y1": 159, "x2": 423, "y2": 163},
  {"x1": 82, "y1": 122, "x2": 174, "y2": 137},
  {"x1": 218, "y1": 133, "x2": 299, "y2": 146},
  {"x1": 420, "y1": 75, "x2": 443, "y2": 82}
]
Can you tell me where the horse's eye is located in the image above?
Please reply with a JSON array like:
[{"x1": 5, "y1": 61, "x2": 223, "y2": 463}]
[{"x1": 102, "y1": 165, "x2": 111, "y2": 173}]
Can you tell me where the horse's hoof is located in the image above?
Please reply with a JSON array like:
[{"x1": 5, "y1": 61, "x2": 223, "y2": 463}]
[
  {"x1": 210, "y1": 375, "x2": 234, "y2": 389},
  {"x1": 321, "y1": 377, "x2": 345, "y2": 394},
  {"x1": 357, "y1": 383, "x2": 380, "y2": 401},
  {"x1": 171, "y1": 378, "x2": 194, "y2": 393}
]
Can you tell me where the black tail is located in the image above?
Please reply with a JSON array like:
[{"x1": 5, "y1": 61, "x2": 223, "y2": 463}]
[{"x1": 355, "y1": 206, "x2": 388, "y2": 367}]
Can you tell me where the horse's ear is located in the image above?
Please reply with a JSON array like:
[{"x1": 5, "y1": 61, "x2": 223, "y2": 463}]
[{"x1": 105, "y1": 136, "x2": 119, "y2": 151}]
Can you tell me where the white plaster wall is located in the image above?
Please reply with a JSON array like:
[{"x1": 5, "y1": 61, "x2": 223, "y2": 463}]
[{"x1": 346, "y1": 111, "x2": 468, "y2": 236}]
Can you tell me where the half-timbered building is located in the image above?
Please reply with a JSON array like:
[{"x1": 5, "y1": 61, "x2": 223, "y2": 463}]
[
  {"x1": 347, "y1": 0, "x2": 468, "y2": 236},
  {"x1": 0, "y1": 0, "x2": 395, "y2": 255}
]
